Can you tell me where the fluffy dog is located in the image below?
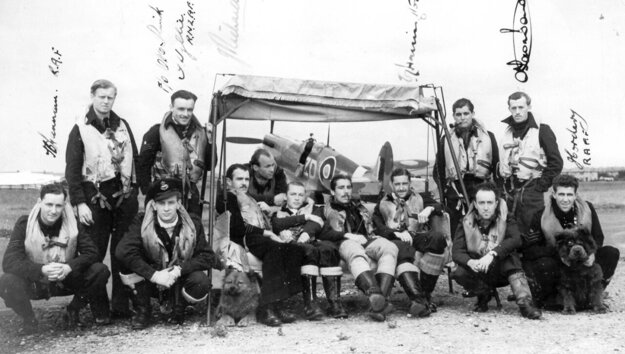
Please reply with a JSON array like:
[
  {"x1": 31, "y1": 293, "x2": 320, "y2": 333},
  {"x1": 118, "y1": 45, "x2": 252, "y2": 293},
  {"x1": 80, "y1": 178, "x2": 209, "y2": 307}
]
[
  {"x1": 555, "y1": 228, "x2": 606, "y2": 314},
  {"x1": 216, "y1": 268, "x2": 260, "y2": 327}
]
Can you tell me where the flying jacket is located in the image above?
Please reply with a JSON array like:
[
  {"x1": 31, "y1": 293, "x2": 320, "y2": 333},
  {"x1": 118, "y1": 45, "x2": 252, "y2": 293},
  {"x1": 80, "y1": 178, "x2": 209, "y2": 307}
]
[
  {"x1": 24, "y1": 201, "x2": 78, "y2": 265},
  {"x1": 444, "y1": 120, "x2": 493, "y2": 180},
  {"x1": 372, "y1": 191, "x2": 443, "y2": 240},
  {"x1": 541, "y1": 196, "x2": 592, "y2": 248}
]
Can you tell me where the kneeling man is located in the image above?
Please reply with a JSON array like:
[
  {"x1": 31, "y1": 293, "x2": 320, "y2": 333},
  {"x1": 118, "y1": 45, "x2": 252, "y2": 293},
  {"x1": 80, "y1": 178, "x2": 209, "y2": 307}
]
[
  {"x1": 116, "y1": 178, "x2": 221, "y2": 329},
  {"x1": 0, "y1": 183, "x2": 110, "y2": 334},
  {"x1": 452, "y1": 182, "x2": 541, "y2": 319}
]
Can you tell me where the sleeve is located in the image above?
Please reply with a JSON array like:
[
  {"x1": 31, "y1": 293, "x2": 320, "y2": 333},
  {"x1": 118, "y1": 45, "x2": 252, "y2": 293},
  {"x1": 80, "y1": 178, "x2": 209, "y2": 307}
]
[
  {"x1": 433, "y1": 137, "x2": 446, "y2": 183},
  {"x1": 271, "y1": 214, "x2": 306, "y2": 233},
  {"x1": 371, "y1": 202, "x2": 397, "y2": 240},
  {"x1": 65, "y1": 125, "x2": 87, "y2": 206},
  {"x1": 180, "y1": 216, "x2": 220, "y2": 275},
  {"x1": 520, "y1": 208, "x2": 557, "y2": 260},
  {"x1": 420, "y1": 192, "x2": 444, "y2": 215},
  {"x1": 274, "y1": 168, "x2": 288, "y2": 195},
  {"x1": 315, "y1": 207, "x2": 347, "y2": 242},
  {"x1": 493, "y1": 214, "x2": 523, "y2": 258},
  {"x1": 67, "y1": 226, "x2": 101, "y2": 274},
  {"x1": 123, "y1": 118, "x2": 139, "y2": 161},
  {"x1": 136, "y1": 124, "x2": 161, "y2": 194},
  {"x1": 451, "y1": 223, "x2": 471, "y2": 267},
  {"x1": 587, "y1": 202, "x2": 604, "y2": 247},
  {"x1": 2, "y1": 216, "x2": 44, "y2": 282},
  {"x1": 215, "y1": 193, "x2": 265, "y2": 242},
  {"x1": 537, "y1": 124, "x2": 563, "y2": 192},
  {"x1": 115, "y1": 215, "x2": 158, "y2": 280},
  {"x1": 204, "y1": 139, "x2": 218, "y2": 171},
  {"x1": 488, "y1": 131, "x2": 502, "y2": 187}
]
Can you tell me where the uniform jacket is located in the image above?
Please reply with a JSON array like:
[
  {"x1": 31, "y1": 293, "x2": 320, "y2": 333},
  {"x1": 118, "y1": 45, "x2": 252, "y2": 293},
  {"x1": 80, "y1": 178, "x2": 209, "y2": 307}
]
[{"x1": 372, "y1": 191, "x2": 443, "y2": 240}]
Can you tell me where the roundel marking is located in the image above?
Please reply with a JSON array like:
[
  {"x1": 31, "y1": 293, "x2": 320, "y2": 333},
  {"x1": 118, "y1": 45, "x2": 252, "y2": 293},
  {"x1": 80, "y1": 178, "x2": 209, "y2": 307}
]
[{"x1": 319, "y1": 156, "x2": 336, "y2": 181}]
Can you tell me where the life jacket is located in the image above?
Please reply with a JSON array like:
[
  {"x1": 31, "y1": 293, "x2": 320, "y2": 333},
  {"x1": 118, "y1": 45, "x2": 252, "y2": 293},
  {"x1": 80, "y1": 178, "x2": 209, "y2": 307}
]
[
  {"x1": 77, "y1": 115, "x2": 134, "y2": 193},
  {"x1": 541, "y1": 196, "x2": 592, "y2": 247},
  {"x1": 500, "y1": 119, "x2": 546, "y2": 181},
  {"x1": 24, "y1": 201, "x2": 78, "y2": 264},
  {"x1": 153, "y1": 113, "x2": 208, "y2": 183},
  {"x1": 234, "y1": 190, "x2": 271, "y2": 230},
  {"x1": 248, "y1": 172, "x2": 279, "y2": 204},
  {"x1": 324, "y1": 200, "x2": 374, "y2": 237},
  {"x1": 140, "y1": 200, "x2": 196, "y2": 267},
  {"x1": 377, "y1": 191, "x2": 424, "y2": 232},
  {"x1": 274, "y1": 198, "x2": 315, "y2": 238},
  {"x1": 462, "y1": 199, "x2": 508, "y2": 256},
  {"x1": 444, "y1": 120, "x2": 493, "y2": 180}
]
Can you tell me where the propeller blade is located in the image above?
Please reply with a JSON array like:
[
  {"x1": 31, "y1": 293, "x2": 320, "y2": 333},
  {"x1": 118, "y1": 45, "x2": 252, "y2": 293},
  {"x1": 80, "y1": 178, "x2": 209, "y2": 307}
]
[{"x1": 225, "y1": 137, "x2": 264, "y2": 144}]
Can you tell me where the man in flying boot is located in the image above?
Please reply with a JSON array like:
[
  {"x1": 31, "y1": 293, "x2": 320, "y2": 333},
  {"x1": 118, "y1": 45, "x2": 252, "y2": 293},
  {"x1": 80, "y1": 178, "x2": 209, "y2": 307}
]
[{"x1": 452, "y1": 182, "x2": 541, "y2": 319}]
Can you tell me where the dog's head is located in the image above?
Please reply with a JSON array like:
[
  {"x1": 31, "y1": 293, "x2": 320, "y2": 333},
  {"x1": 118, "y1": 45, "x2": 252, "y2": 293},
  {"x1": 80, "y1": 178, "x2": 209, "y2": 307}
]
[
  {"x1": 555, "y1": 228, "x2": 597, "y2": 267},
  {"x1": 223, "y1": 267, "x2": 258, "y2": 296}
]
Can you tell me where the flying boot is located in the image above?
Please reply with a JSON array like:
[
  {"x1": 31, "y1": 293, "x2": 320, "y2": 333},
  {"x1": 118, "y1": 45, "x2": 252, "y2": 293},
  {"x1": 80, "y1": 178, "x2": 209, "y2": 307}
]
[
  {"x1": 508, "y1": 272, "x2": 542, "y2": 319},
  {"x1": 354, "y1": 270, "x2": 386, "y2": 321},
  {"x1": 397, "y1": 271, "x2": 430, "y2": 317},
  {"x1": 301, "y1": 275, "x2": 324, "y2": 321},
  {"x1": 420, "y1": 272, "x2": 440, "y2": 312},
  {"x1": 321, "y1": 275, "x2": 348, "y2": 318},
  {"x1": 130, "y1": 281, "x2": 152, "y2": 330}
]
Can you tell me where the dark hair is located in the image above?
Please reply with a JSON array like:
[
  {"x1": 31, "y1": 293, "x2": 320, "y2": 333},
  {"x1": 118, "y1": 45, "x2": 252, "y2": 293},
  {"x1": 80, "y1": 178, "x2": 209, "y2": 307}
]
[
  {"x1": 170, "y1": 90, "x2": 197, "y2": 104},
  {"x1": 452, "y1": 98, "x2": 474, "y2": 113},
  {"x1": 90, "y1": 79, "x2": 117, "y2": 96},
  {"x1": 249, "y1": 149, "x2": 272, "y2": 166},
  {"x1": 287, "y1": 181, "x2": 306, "y2": 192},
  {"x1": 330, "y1": 174, "x2": 352, "y2": 190},
  {"x1": 474, "y1": 181, "x2": 500, "y2": 200},
  {"x1": 40, "y1": 182, "x2": 67, "y2": 200},
  {"x1": 390, "y1": 168, "x2": 411, "y2": 183},
  {"x1": 507, "y1": 91, "x2": 531, "y2": 106},
  {"x1": 225, "y1": 163, "x2": 249, "y2": 179},
  {"x1": 552, "y1": 174, "x2": 579, "y2": 193}
]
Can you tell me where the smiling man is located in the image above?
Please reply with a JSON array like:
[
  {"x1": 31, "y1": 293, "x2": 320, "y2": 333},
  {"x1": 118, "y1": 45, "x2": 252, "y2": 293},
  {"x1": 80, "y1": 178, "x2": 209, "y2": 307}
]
[{"x1": 137, "y1": 90, "x2": 216, "y2": 217}]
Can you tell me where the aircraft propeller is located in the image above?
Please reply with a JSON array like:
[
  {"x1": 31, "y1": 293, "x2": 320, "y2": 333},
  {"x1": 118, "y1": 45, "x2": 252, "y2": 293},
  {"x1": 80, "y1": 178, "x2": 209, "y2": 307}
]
[{"x1": 225, "y1": 137, "x2": 264, "y2": 144}]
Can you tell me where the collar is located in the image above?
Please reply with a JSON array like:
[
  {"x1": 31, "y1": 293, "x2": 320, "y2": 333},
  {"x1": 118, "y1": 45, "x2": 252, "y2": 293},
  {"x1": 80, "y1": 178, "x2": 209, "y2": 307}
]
[
  {"x1": 501, "y1": 112, "x2": 539, "y2": 129},
  {"x1": 85, "y1": 105, "x2": 121, "y2": 132},
  {"x1": 37, "y1": 213, "x2": 63, "y2": 237},
  {"x1": 162, "y1": 112, "x2": 199, "y2": 139},
  {"x1": 156, "y1": 213, "x2": 180, "y2": 229},
  {"x1": 551, "y1": 198, "x2": 576, "y2": 227},
  {"x1": 387, "y1": 191, "x2": 413, "y2": 203}
]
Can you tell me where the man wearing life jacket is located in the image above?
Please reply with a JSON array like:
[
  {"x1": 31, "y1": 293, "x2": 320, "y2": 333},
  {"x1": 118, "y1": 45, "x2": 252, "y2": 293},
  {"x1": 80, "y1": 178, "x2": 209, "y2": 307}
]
[
  {"x1": 137, "y1": 90, "x2": 216, "y2": 217},
  {"x1": 65, "y1": 79, "x2": 139, "y2": 319},
  {"x1": 372, "y1": 168, "x2": 450, "y2": 316},
  {"x1": 271, "y1": 181, "x2": 347, "y2": 320},
  {"x1": 247, "y1": 149, "x2": 288, "y2": 210},
  {"x1": 452, "y1": 182, "x2": 541, "y2": 319},
  {"x1": 435, "y1": 98, "x2": 500, "y2": 233},
  {"x1": 499, "y1": 92, "x2": 563, "y2": 234},
  {"x1": 521, "y1": 174, "x2": 620, "y2": 308},
  {"x1": 0, "y1": 183, "x2": 111, "y2": 334},
  {"x1": 115, "y1": 178, "x2": 222, "y2": 329},
  {"x1": 215, "y1": 164, "x2": 305, "y2": 327},
  {"x1": 316, "y1": 174, "x2": 399, "y2": 322}
]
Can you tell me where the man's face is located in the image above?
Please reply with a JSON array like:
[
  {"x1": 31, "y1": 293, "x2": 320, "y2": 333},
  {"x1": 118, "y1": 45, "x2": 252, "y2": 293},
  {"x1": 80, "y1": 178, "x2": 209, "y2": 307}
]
[
  {"x1": 286, "y1": 185, "x2": 306, "y2": 209},
  {"x1": 227, "y1": 168, "x2": 250, "y2": 193},
  {"x1": 253, "y1": 154, "x2": 276, "y2": 180},
  {"x1": 391, "y1": 175, "x2": 411, "y2": 199},
  {"x1": 40, "y1": 193, "x2": 65, "y2": 225},
  {"x1": 154, "y1": 195, "x2": 180, "y2": 224},
  {"x1": 331, "y1": 178, "x2": 353, "y2": 204},
  {"x1": 553, "y1": 186, "x2": 577, "y2": 213},
  {"x1": 508, "y1": 97, "x2": 531, "y2": 123},
  {"x1": 91, "y1": 87, "x2": 117, "y2": 117},
  {"x1": 475, "y1": 190, "x2": 498, "y2": 220},
  {"x1": 170, "y1": 98, "x2": 195, "y2": 126},
  {"x1": 453, "y1": 105, "x2": 474, "y2": 130}
]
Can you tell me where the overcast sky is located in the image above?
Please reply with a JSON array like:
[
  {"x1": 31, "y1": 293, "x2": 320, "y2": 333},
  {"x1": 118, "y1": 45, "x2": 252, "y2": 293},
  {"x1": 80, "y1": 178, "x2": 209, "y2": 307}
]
[{"x1": 1, "y1": 0, "x2": 624, "y2": 173}]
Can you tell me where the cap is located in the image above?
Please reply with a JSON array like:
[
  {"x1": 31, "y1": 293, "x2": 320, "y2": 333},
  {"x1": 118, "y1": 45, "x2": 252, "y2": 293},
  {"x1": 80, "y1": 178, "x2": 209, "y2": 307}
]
[{"x1": 147, "y1": 178, "x2": 183, "y2": 202}]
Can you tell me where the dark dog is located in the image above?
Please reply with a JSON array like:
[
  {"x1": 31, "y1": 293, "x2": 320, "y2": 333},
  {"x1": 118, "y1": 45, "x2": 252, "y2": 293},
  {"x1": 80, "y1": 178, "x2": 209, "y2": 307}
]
[
  {"x1": 216, "y1": 268, "x2": 260, "y2": 327},
  {"x1": 555, "y1": 228, "x2": 606, "y2": 314}
]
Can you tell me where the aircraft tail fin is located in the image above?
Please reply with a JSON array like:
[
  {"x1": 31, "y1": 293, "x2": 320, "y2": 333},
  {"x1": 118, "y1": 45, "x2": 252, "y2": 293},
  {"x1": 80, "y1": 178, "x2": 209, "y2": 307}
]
[{"x1": 373, "y1": 142, "x2": 394, "y2": 194}]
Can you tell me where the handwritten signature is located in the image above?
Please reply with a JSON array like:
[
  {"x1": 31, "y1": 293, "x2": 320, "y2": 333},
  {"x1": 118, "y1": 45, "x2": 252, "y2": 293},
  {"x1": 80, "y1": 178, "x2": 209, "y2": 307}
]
[
  {"x1": 500, "y1": 0, "x2": 532, "y2": 83},
  {"x1": 208, "y1": 0, "x2": 247, "y2": 65},
  {"x1": 48, "y1": 47, "x2": 62, "y2": 76},
  {"x1": 174, "y1": 2, "x2": 197, "y2": 80},
  {"x1": 564, "y1": 109, "x2": 591, "y2": 169},
  {"x1": 396, "y1": 0, "x2": 424, "y2": 83},
  {"x1": 147, "y1": 5, "x2": 172, "y2": 93},
  {"x1": 39, "y1": 94, "x2": 58, "y2": 158}
]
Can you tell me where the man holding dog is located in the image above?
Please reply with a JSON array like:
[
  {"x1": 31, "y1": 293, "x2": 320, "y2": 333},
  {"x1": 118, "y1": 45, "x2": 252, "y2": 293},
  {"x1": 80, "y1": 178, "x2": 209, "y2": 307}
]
[
  {"x1": 0, "y1": 183, "x2": 111, "y2": 334},
  {"x1": 316, "y1": 174, "x2": 399, "y2": 322},
  {"x1": 521, "y1": 174, "x2": 620, "y2": 308},
  {"x1": 452, "y1": 182, "x2": 542, "y2": 319},
  {"x1": 372, "y1": 168, "x2": 450, "y2": 317},
  {"x1": 116, "y1": 178, "x2": 222, "y2": 329}
]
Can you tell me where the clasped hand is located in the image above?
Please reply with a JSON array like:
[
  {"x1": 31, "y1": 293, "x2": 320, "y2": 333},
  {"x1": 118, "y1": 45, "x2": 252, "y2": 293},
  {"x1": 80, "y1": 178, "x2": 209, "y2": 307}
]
[
  {"x1": 150, "y1": 266, "x2": 181, "y2": 288},
  {"x1": 41, "y1": 262, "x2": 72, "y2": 282}
]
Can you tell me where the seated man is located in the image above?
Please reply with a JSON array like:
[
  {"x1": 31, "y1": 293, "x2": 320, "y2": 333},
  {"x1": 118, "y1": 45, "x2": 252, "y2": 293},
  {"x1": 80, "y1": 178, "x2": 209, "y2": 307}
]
[
  {"x1": 452, "y1": 182, "x2": 541, "y2": 319},
  {"x1": 372, "y1": 168, "x2": 450, "y2": 316},
  {"x1": 271, "y1": 181, "x2": 347, "y2": 320},
  {"x1": 116, "y1": 178, "x2": 222, "y2": 329},
  {"x1": 0, "y1": 183, "x2": 110, "y2": 334},
  {"x1": 316, "y1": 174, "x2": 398, "y2": 322},
  {"x1": 247, "y1": 149, "x2": 288, "y2": 209},
  {"x1": 216, "y1": 164, "x2": 305, "y2": 327},
  {"x1": 521, "y1": 174, "x2": 620, "y2": 307}
]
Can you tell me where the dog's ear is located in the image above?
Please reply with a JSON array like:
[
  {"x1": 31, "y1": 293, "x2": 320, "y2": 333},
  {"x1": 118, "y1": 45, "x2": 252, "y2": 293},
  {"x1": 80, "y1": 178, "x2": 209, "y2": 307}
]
[
  {"x1": 554, "y1": 230, "x2": 570, "y2": 245},
  {"x1": 246, "y1": 271, "x2": 259, "y2": 283},
  {"x1": 225, "y1": 267, "x2": 235, "y2": 276},
  {"x1": 576, "y1": 227, "x2": 598, "y2": 253}
]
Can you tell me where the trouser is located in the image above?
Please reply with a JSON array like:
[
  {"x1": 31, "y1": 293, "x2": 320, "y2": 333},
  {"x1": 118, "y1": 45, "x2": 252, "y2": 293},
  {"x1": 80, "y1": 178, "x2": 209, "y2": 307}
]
[
  {"x1": 299, "y1": 240, "x2": 342, "y2": 276},
  {"x1": 339, "y1": 238, "x2": 398, "y2": 278},
  {"x1": 0, "y1": 263, "x2": 110, "y2": 320},
  {"x1": 505, "y1": 180, "x2": 545, "y2": 234},
  {"x1": 452, "y1": 253, "x2": 524, "y2": 293},
  {"x1": 130, "y1": 270, "x2": 211, "y2": 303},
  {"x1": 245, "y1": 234, "x2": 305, "y2": 305},
  {"x1": 83, "y1": 179, "x2": 138, "y2": 313}
]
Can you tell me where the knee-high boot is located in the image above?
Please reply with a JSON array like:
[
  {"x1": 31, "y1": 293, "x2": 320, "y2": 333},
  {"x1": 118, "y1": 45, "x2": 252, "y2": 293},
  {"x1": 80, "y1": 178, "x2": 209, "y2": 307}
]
[
  {"x1": 420, "y1": 272, "x2": 440, "y2": 312},
  {"x1": 375, "y1": 273, "x2": 395, "y2": 316},
  {"x1": 321, "y1": 276, "x2": 348, "y2": 318},
  {"x1": 397, "y1": 272, "x2": 430, "y2": 318},
  {"x1": 131, "y1": 281, "x2": 152, "y2": 330},
  {"x1": 301, "y1": 275, "x2": 324, "y2": 321},
  {"x1": 508, "y1": 272, "x2": 542, "y2": 320},
  {"x1": 354, "y1": 271, "x2": 386, "y2": 321}
]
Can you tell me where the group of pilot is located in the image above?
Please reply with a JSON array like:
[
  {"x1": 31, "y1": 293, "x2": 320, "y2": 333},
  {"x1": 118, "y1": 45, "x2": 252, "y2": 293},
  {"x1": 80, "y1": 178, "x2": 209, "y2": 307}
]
[{"x1": 0, "y1": 80, "x2": 619, "y2": 334}]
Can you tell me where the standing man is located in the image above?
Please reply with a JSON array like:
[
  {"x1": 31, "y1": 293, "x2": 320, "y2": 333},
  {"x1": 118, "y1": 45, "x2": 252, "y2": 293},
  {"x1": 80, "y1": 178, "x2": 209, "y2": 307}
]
[
  {"x1": 499, "y1": 92, "x2": 563, "y2": 233},
  {"x1": 65, "y1": 79, "x2": 139, "y2": 319},
  {"x1": 316, "y1": 174, "x2": 399, "y2": 322},
  {"x1": 372, "y1": 168, "x2": 450, "y2": 316},
  {"x1": 137, "y1": 90, "x2": 215, "y2": 217},
  {"x1": 435, "y1": 98, "x2": 500, "y2": 233},
  {"x1": 452, "y1": 182, "x2": 541, "y2": 319},
  {"x1": 247, "y1": 149, "x2": 288, "y2": 208},
  {"x1": 0, "y1": 183, "x2": 110, "y2": 334}
]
